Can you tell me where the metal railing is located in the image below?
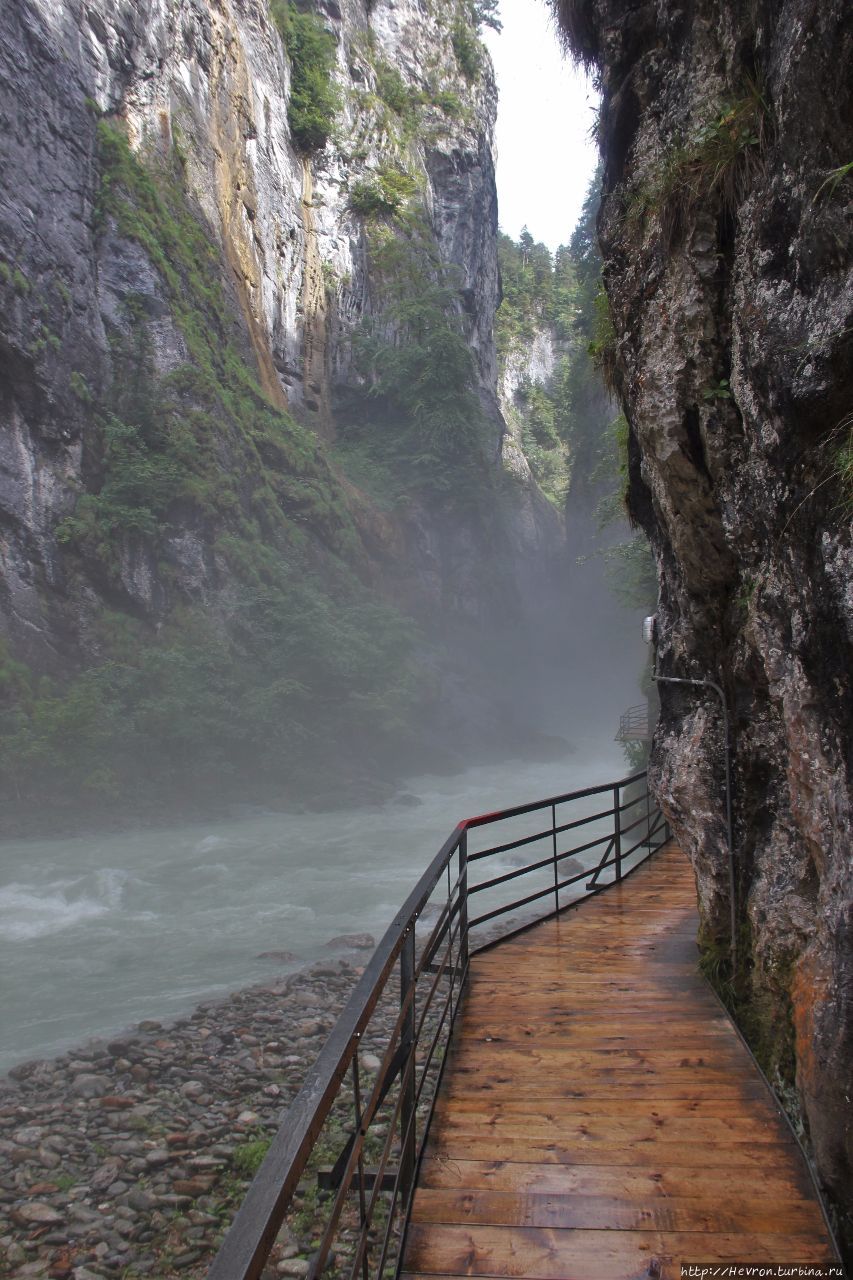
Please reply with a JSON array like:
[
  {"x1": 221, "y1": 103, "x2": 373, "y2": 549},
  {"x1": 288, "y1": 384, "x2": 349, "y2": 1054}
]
[
  {"x1": 615, "y1": 702, "x2": 651, "y2": 742},
  {"x1": 206, "y1": 770, "x2": 669, "y2": 1280}
]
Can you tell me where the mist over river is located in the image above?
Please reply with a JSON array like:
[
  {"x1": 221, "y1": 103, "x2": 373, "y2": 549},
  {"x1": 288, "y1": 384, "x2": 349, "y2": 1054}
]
[{"x1": 0, "y1": 733, "x2": 634, "y2": 1074}]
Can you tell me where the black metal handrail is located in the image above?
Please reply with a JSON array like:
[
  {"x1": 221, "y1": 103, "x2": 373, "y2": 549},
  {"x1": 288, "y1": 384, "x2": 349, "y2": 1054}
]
[
  {"x1": 206, "y1": 769, "x2": 669, "y2": 1280},
  {"x1": 616, "y1": 702, "x2": 651, "y2": 742}
]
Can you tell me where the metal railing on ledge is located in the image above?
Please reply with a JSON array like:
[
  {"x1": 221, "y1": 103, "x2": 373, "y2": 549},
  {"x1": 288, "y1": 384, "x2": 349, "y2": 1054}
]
[
  {"x1": 615, "y1": 702, "x2": 651, "y2": 742},
  {"x1": 207, "y1": 770, "x2": 669, "y2": 1280}
]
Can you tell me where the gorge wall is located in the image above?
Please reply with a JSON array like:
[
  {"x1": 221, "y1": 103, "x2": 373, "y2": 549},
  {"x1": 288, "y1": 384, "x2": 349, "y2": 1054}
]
[
  {"x1": 553, "y1": 0, "x2": 853, "y2": 1249},
  {"x1": 0, "y1": 0, "x2": 559, "y2": 823}
]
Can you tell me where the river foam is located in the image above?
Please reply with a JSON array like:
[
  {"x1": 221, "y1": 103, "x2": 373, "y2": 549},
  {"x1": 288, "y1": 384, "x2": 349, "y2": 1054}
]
[
  {"x1": 1, "y1": 742, "x2": 628, "y2": 1072},
  {"x1": 0, "y1": 873, "x2": 126, "y2": 941}
]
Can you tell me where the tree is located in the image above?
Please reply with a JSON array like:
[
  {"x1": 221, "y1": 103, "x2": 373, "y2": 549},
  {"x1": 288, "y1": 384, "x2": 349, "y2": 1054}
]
[
  {"x1": 519, "y1": 225, "x2": 534, "y2": 264},
  {"x1": 472, "y1": 0, "x2": 502, "y2": 31}
]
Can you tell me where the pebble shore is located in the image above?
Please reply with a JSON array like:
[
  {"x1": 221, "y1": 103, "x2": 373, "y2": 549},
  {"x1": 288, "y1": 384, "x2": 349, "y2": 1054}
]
[{"x1": 0, "y1": 936, "x2": 392, "y2": 1280}]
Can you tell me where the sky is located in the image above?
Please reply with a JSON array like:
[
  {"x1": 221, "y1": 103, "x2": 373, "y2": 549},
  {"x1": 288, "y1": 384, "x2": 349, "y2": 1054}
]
[{"x1": 483, "y1": 0, "x2": 599, "y2": 251}]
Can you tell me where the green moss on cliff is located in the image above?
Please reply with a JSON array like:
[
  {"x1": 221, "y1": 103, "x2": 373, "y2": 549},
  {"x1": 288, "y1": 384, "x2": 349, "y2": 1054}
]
[{"x1": 699, "y1": 923, "x2": 801, "y2": 1133}]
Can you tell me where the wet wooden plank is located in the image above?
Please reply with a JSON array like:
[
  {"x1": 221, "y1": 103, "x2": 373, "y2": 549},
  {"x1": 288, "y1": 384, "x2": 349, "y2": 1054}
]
[
  {"x1": 431, "y1": 1093, "x2": 780, "y2": 1119},
  {"x1": 424, "y1": 1135, "x2": 796, "y2": 1167},
  {"x1": 428, "y1": 1112, "x2": 792, "y2": 1144},
  {"x1": 436, "y1": 1081, "x2": 776, "y2": 1101},
  {"x1": 450, "y1": 1031, "x2": 743, "y2": 1048},
  {"x1": 415, "y1": 1157, "x2": 818, "y2": 1200},
  {"x1": 453, "y1": 1013, "x2": 737, "y2": 1034},
  {"x1": 444, "y1": 1066, "x2": 761, "y2": 1089},
  {"x1": 461, "y1": 996, "x2": 722, "y2": 1012},
  {"x1": 446, "y1": 1046, "x2": 753, "y2": 1070},
  {"x1": 410, "y1": 1188, "x2": 829, "y2": 1235},
  {"x1": 401, "y1": 842, "x2": 837, "y2": 1276},
  {"x1": 402, "y1": 1224, "x2": 835, "y2": 1277}
]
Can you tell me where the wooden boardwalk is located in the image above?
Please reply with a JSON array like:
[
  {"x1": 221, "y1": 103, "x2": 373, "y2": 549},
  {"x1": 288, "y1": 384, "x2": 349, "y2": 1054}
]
[{"x1": 401, "y1": 843, "x2": 837, "y2": 1280}]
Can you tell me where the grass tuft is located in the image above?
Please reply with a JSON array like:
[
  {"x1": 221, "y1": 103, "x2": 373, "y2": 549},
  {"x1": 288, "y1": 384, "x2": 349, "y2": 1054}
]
[
  {"x1": 830, "y1": 413, "x2": 853, "y2": 511},
  {"x1": 623, "y1": 81, "x2": 769, "y2": 244},
  {"x1": 232, "y1": 1138, "x2": 272, "y2": 1178},
  {"x1": 546, "y1": 0, "x2": 599, "y2": 70}
]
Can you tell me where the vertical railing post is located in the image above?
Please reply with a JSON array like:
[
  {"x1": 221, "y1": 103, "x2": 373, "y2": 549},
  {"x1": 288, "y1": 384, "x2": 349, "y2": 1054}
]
[
  {"x1": 399, "y1": 926, "x2": 416, "y2": 1204},
  {"x1": 446, "y1": 862, "x2": 455, "y2": 1018},
  {"x1": 459, "y1": 830, "x2": 469, "y2": 976},
  {"x1": 551, "y1": 803, "x2": 559, "y2": 916},
  {"x1": 613, "y1": 784, "x2": 622, "y2": 882},
  {"x1": 351, "y1": 1054, "x2": 369, "y2": 1280},
  {"x1": 645, "y1": 778, "x2": 651, "y2": 848}
]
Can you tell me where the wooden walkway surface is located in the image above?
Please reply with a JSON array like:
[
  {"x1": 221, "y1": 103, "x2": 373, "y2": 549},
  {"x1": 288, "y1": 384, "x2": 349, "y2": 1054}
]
[{"x1": 401, "y1": 843, "x2": 837, "y2": 1280}]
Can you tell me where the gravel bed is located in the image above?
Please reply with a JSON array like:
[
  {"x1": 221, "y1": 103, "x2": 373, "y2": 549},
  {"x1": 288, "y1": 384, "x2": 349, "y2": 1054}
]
[{"x1": 0, "y1": 940, "x2": 410, "y2": 1280}]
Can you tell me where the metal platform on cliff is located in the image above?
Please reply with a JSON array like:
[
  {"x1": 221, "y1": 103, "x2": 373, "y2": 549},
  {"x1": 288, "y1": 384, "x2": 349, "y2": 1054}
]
[
  {"x1": 206, "y1": 773, "x2": 841, "y2": 1280},
  {"x1": 615, "y1": 702, "x2": 652, "y2": 743}
]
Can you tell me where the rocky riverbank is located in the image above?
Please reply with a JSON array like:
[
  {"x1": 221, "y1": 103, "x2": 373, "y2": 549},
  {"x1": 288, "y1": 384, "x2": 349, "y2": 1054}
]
[{"x1": 0, "y1": 946, "x2": 389, "y2": 1280}]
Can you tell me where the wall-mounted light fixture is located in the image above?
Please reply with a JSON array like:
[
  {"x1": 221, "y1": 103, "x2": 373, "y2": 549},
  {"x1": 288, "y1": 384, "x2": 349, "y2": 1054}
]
[{"x1": 643, "y1": 615, "x2": 737, "y2": 972}]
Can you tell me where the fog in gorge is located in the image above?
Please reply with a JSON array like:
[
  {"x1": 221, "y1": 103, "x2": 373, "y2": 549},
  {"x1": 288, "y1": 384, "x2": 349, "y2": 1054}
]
[
  {"x1": 3, "y1": 0, "x2": 851, "y2": 1263},
  {"x1": 0, "y1": 510, "x2": 648, "y2": 1071},
  {"x1": 0, "y1": 0, "x2": 653, "y2": 1073}
]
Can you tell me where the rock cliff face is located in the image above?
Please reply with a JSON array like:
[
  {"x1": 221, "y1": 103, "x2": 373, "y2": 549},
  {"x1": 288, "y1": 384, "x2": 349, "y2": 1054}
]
[
  {"x1": 554, "y1": 0, "x2": 852, "y2": 1246},
  {"x1": 498, "y1": 325, "x2": 564, "y2": 555},
  {"x1": 0, "y1": 0, "x2": 545, "y2": 667},
  {"x1": 0, "y1": 0, "x2": 568, "y2": 824}
]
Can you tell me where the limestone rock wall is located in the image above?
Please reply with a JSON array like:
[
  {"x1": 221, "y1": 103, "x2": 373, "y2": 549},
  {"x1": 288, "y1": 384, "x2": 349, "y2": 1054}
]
[
  {"x1": 498, "y1": 327, "x2": 564, "y2": 554},
  {"x1": 553, "y1": 0, "x2": 852, "y2": 1246},
  {"x1": 0, "y1": 0, "x2": 549, "y2": 664}
]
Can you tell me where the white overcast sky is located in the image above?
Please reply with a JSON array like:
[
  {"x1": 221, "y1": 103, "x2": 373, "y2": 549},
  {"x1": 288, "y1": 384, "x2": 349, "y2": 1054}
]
[{"x1": 483, "y1": 0, "x2": 599, "y2": 251}]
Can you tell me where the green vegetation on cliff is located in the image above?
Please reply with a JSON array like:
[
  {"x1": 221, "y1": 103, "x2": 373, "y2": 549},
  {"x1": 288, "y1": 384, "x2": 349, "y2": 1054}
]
[
  {"x1": 0, "y1": 120, "x2": 422, "y2": 821},
  {"x1": 331, "y1": 7, "x2": 491, "y2": 505},
  {"x1": 496, "y1": 226, "x2": 581, "y2": 505},
  {"x1": 497, "y1": 227, "x2": 577, "y2": 356},
  {"x1": 272, "y1": 2, "x2": 341, "y2": 152},
  {"x1": 0, "y1": 585, "x2": 417, "y2": 812},
  {"x1": 497, "y1": 181, "x2": 655, "y2": 606},
  {"x1": 349, "y1": 165, "x2": 420, "y2": 219},
  {"x1": 338, "y1": 221, "x2": 490, "y2": 501},
  {"x1": 90, "y1": 120, "x2": 352, "y2": 555},
  {"x1": 449, "y1": 0, "x2": 498, "y2": 82},
  {"x1": 622, "y1": 81, "x2": 769, "y2": 242},
  {"x1": 496, "y1": 190, "x2": 615, "y2": 508}
]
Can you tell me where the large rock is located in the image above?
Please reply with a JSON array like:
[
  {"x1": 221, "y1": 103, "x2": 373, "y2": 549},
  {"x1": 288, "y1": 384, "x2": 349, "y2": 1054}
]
[
  {"x1": 553, "y1": 0, "x2": 853, "y2": 1252},
  {"x1": 12, "y1": 1201, "x2": 64, "y2": 1227},
  {"x1": 70, "y1": 1074, "x2": 111, "y2": 1099}
]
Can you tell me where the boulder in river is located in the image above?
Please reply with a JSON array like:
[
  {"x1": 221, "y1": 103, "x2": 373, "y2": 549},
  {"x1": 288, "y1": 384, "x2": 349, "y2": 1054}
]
[{"x1": 324, "y1": 933, "x2": 375, "y2": 951}]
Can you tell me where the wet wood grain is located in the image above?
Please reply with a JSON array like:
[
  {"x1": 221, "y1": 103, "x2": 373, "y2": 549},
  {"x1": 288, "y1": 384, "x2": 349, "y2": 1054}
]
[{"x1": 402, "y1": 842, "x2": 837, "y2": 1277}]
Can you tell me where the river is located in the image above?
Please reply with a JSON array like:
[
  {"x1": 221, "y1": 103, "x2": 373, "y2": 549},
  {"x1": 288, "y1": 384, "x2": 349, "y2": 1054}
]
[{"x1": 0, "y1": 732, "x2": 635, "y2": 1074}]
